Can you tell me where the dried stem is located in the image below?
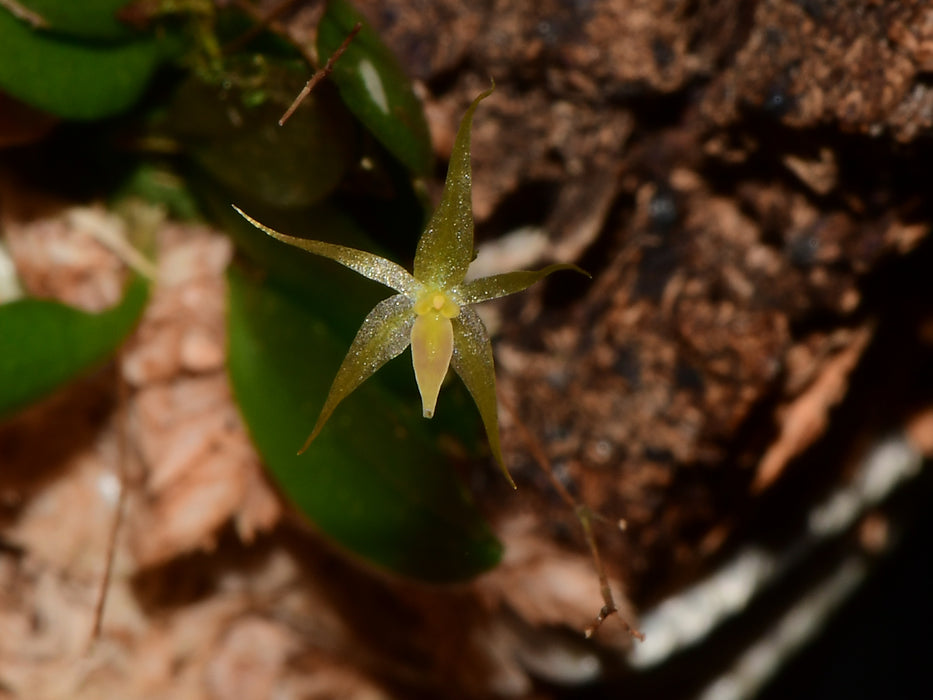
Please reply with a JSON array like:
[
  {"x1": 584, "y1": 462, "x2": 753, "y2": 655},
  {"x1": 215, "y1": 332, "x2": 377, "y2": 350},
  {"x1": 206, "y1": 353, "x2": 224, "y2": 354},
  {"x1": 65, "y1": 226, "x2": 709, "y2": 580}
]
[
  {"x1": 278, "y1": 21, "x2": 362, "y2": 126},
  {"x1": 500, "y1": 392, "x2": 644, "y2": 641},
  {"x1": 222, "y1": 2, "x2": 362, "y2": 125},
  {"x1": 225, "y1": 0, "x2": 303, "y2": 55},
  {"x1": 87, "y1": 354, "x2": 130, "y2": 649},
  {"x1": 0, "y1": 0, "x2": 47, "y2": 28}
]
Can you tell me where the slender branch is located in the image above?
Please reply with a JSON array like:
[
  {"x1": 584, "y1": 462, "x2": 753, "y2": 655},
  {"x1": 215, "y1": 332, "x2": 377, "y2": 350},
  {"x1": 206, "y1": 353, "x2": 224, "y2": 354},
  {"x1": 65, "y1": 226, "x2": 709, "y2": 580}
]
[
  {"x1": 87, "y1": 355, "x2": 130, "y2": 649},
  {"x1": 278, "y1": 21, "x2": 362, "y2": 126},
  {"x1": 225, "y1": 0, "x2": 302, "y2": 55},
  {"x1": 0, "y1": 0, "x2": 47, "y2": 27},
  {"x1": 500, "y1": 392, "x2": 644, "y2": 641}
]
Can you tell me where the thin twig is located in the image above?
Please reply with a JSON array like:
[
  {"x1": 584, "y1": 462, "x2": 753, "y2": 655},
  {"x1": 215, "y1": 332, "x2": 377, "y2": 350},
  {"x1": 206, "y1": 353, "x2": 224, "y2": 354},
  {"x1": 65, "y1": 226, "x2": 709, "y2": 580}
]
[
  {"x1": 225, "y1": 0, "x2": 301, "y2": 55},
  {"x1": 278, "y1": 21, "x2": 361, "y2": 126},
  {"x1": 500, "y1": 392, "x2": 644, "y2": 641},
  {"x1": 87, "y1": 354, "x2": 130, "y2": 649},
  {"x1": 0, "y1": 0, "x2": 47, "y2": 27}
]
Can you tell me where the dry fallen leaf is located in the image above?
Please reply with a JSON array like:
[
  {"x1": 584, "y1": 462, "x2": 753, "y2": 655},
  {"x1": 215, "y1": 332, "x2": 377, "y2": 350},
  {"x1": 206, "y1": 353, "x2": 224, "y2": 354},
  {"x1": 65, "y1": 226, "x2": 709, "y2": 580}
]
[{"x1": 753, "y1": 324, "x2": 874, "y2": 492}]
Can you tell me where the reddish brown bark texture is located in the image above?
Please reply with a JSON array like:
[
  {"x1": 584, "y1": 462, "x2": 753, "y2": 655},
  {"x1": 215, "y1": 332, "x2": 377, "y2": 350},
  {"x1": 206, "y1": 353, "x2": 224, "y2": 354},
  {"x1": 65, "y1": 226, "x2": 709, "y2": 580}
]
[{"x1": 359, "y1": 0, "x2": 933, "y2": 604}]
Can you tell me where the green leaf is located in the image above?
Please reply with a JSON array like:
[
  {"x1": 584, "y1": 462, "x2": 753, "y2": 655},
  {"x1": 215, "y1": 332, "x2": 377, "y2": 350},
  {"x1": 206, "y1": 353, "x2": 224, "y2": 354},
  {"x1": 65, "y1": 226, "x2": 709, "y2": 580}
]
[
  {"x1": 166, "y1": 57, "x2": 356, "y2": 209},
  {"x1": 0, "y1": 275, "x2": 149, "y2": 417},
  {"x1": 316, "y1": 0, "x2": 432, "y2": 176},
  {"x1": 227, "y1": 264, "x2": 502, "y2": 582},
  {"x1": 0, "y1": 8, "x2": 176, "y2": 120},
  {"x1": 114, "y1": 163, "x2": 202, "y2": 221},
  {"x1": 14, "y1": 0, "x2": 139, "y2": 40}
]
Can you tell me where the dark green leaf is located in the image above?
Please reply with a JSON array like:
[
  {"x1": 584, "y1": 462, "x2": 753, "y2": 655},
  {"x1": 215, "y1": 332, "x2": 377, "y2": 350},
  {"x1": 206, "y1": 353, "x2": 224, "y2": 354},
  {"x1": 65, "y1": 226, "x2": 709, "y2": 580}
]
[
  {"x1": 166, "y1": 57, "x2": 356, "y2": 209},
  {"x1": 317, "y1": 0, "x2": 432, "y2": 176},
  {"x1": 227, "y1": 264, "x2": 501, "y2": 582},
  {"x1": 0, "y1": 9, "x2": 176, "y2": 120},
  {"x1": 15, "y1": 0, "x2": 138, "y2": 40},
  {"x1": 0, "y1": 275, "x2": 148, "y2": 416}
]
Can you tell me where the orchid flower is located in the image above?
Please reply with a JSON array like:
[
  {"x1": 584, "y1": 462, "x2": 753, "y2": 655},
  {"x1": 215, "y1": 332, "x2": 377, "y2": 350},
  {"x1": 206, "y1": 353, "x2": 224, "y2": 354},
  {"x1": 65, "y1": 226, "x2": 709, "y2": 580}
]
[{"x1": 234, "y1": 86, "x2": 586, "y2": 487}]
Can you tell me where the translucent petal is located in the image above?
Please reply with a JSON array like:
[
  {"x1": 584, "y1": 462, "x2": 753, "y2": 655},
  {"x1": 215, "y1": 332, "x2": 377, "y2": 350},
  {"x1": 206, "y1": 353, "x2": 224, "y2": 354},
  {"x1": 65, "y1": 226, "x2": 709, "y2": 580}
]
[
  {"x1": 450, "y1": 306, "x2": 516, "y2": 488},
  {"x1": 299, "y1": 294, "x2": 414, "y2": 453},
  {"x1": 410, "y1": 313, "x2": 454, "y2": 418},
  {"x1": 457, "y1": 263, "x2": 590, "y2": 305},
  {"x1": 234, "y1": 206, "x2": 418, "y2": 295},
  {"x1": 413, "y1": 85, "x2": 493, "y2": 288}
]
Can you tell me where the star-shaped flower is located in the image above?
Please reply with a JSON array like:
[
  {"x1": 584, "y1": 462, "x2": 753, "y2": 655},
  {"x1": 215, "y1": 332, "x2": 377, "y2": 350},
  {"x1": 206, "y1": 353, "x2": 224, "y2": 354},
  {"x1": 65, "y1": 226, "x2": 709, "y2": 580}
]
[{"x1": 234, "y1": 86, "x2": 585, "y2": 487}]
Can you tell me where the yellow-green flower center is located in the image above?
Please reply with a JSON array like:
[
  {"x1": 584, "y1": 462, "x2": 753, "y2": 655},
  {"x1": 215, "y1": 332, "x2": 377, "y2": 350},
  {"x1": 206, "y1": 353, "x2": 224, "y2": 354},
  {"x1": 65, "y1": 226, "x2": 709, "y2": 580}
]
[{"x1": 414, "y1": 290, "x2": 460, "y2": 319}]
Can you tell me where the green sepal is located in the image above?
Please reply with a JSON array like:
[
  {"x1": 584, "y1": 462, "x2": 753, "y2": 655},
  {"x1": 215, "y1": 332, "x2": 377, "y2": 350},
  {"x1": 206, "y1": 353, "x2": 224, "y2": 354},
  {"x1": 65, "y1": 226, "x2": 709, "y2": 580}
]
[
  {"x1": 299, "y1": 293, "x2": 414, "y2": 453},
  {"x1": 451, "y1": 306, "x2": 514, "y2": 488},
  {"x1": 458, "y1": 263, "x2": 590, "y2": 304},
  {"x1": 233, "y1": 206, "x2": 416, "y2": 294},
  {"x1": 414, "y1": 85, "x2": 493, "y2": 289}
]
